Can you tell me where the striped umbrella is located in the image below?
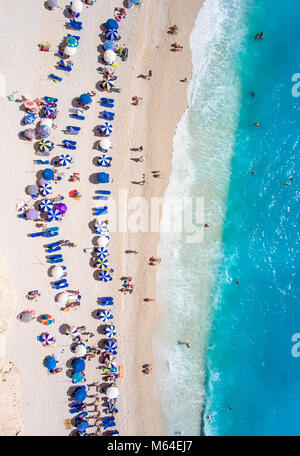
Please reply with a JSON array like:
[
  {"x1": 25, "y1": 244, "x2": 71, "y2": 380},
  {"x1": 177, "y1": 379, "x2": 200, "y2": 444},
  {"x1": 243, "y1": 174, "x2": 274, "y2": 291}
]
[
  {"x1": 104, "y1": 340, "x2": 117, "y2": 352},
  {"x1": 99, "y1": 271, "x2": 112, "y2": 282},
  {"x1": 47, "y1": 209, "x2": 62, "y2": 222},
  {"x1": 100, "y1": 122, "x2": 113, "y2": 135},
  {"x1": 105, "y1": 325, "x2": 116, "y2": 338},
  {"x1": 106, "y1": 29, "x2": 119, "y2": 40},
  {"x1": 24, "y1": 128, "x2": 36, "y2": 139},
  {"x1": 97, "y1": 155, "x2": 112, "y2": 167},
  {"x1": 103, "y1": 74, "x2": 115, "y2": 81},
  {"x1": 39, "y1": 139, "x2": 54, "y2": 152},
  {"x1": 65, "y1": 325, "x2": 78, "y2": 337},
  {"x1": 59, "y1": 153, "x2": 72, "y2": 166},
  {"x1": 41, "y1": 333, "x2": 55, "y2": 346},
  {"x1": 100, "y1": 81, "x2": 114, "y2": 92},
  {"x1": 66, "y1": 36, "x2": 79, "y2": 48},
  {"x1": 103, "y1": 40, "x2": 115, "y2": 51},
  {"x1": 39, "y1": 199, "x2": 54, "y2": 212},
  {"x1": 94, "y1": 247, "x2": 108, "y2": 259},
  {"x1": 39, "y1": 183, "x2": 52, "y2": 196},
  {"x1": 95, "y1": 258, "x2": 109, "y2": 270},
  {"x1": 95, "y1": 220, "x2": 109, "y2": 234},
  {"x1": 43, "y1": 106, "x2": 56, "y2": 119},
  {"x1": 37, "y1": 125, "x2": 51, "y2": 138},
  {"x1": 99, "y1": 310, "x2": 113, "y2": 322},
  {"x1": 40, "y1": 314, "x2": 54, "y2": 325}
]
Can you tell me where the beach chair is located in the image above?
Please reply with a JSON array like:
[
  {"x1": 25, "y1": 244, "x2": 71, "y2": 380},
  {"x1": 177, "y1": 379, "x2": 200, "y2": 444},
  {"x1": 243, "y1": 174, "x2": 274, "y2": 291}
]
[
  {"x1": 37, "y1": 151, "x2": 50, "y2": 157},
  {"x1": 69, "y1": 19, "x2": 83, "y2": 30},
  {"x1": 49, "y1": 254, "x2": 63, "y2": 260},
  {"x1": 94, "y1": 195, "x2": 109, "y2": 200},
  {"x1": 47, "y1": 246, "x2": 61, "y2": 253},
  {"x1": 66, "y1": 126, "x2": 81, "y2": 135},
  {"x1": 45, "y1": 232, "x2": 59, "y2": 238},
  {"x1": 94, "y1": 208, "x2": 108, "y2": 216},
  {"x1": 57, "y1": 60, "x2": 73, "y2": 72},
  {"x1": 100, "y1": 101, "x2": 114, "y2": 108},
  {"x1": 102, "y1": 111, "x2": 115, "y2": 120},
  {"x1": 103, "y1": 422, "x2": 116, "y2": 430},
  {"x1": 63, "y1": 139, "x2": 77, "y2": 145},
  {"x1": 96, "y1": 190, "x2": 111, "y2": 195},
  {"x1": 49, "y1": 73, "x2": 62, "y2": 83},
  {"x1": 55, "y1": 282, "x2": 69, "y2": 289},
  {"x1": 70, "y1": 114, "x2": 85, "y2": 120},
  {"x1": 100, "y1": 97, "x2": 114, "y2": 104},
  {"x1": 35, "y1": 160, "x2": 50, "y2": 165},
  {"x1": 63, "y1": 143, "x2": 77, "y2": 150},
  {"x1": 111, "y1": 88, "x2": 120, "y2": 93},
  {"x1": 49, "y1": 257, "x2": 63, "y2": 262},
  {"x1": 44, "y1": 96, "x2": 58, "y2": 103},
  {"x1": 46, "y1": 241, "x2": 61, "y2": 248},
  {"x1": 102, "y1": 417, "x2": 115, "y2": 424}
]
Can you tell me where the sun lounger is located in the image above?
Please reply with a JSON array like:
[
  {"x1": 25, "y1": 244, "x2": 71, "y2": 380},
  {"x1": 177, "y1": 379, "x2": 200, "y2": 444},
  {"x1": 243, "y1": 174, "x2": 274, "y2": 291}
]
[
  {"x1": 35, "y1": 160, "x2": 50, "y2": 164},
  {"x1": 111, "y1": 88, "x2": 120, "y2": 93},
  {"x1": 45, "y1": 227, "x2": 59, "y2": 232},
  {"x1": 94, "y1": 209, "x2": 108, "y2": 216},
  {"x1": 100, "y1": 101, "x2": 114, "y2": 108},
  {"x1": 49, "y1": 257, "x2": 63, "y2": 262},
  {"x1": 52, "y1": 279, "x2": 68, "y2": 285},
  {"x1": 37, "y1": 151, "x2": 50, "y2": 156},
  {"x1": 102, "y1": 111, "x2": 115, "y2": 120},
  {"x1": 63, "y1": 139, "x2": 77, "y2": 145},
  {"x1": 58, "y1": 60, "x2": 73, "y2": 72},
  {"x1": 46, "y1": 241, "x2": 61, "y2": 248},
  {"x1": 70, "y1": 114, "x2": 85, "y2": 120},
  {"x1": 102, "y1": 417, "x2": 115, "y2": 424},
  {"x1": 76, "y1": 412, "x2": 88, "y2": 420},
  {"x1": 49, "y1": 254, "x2": 63, "y2": 259},
  {"x1": 44, "y1": 96, "x2": 58, "y2": 103},
  {"x1": 45, "y1": 232, "x2": 59, "y2": 238},
  {"x1": 94, "y1": 196, "x2": 108, "y2": 200},
  {"x1": 100, "y1": 97, "x2": 114, "y2": 104},
  {"x1": 49, "y1": 73, "x2": 62, "y2": 83},
  {"x1": 103, "y1": 422, "x2": 116, "y2": 430},
  {"x1": 70, "y1": 406, "x2": 85, "y2": 414},
  {"x1": 66, "y1": 126, "x2": 81, "y2": 135},
  {"x1": 69, "y1": 19, "x2": 83, "y2": 30},
  {"x1": 47, "y1": 246, "x2": 61, "y2": 253},
  {"x1": 96, "y1": 190, "x2": 111, "y2": 195},
  {"x1": 63, "y1": 144, "x2": 76, "y2": 150},
  {"x1": 55, "y1": 282, "x2": 69, "y2": 289}
]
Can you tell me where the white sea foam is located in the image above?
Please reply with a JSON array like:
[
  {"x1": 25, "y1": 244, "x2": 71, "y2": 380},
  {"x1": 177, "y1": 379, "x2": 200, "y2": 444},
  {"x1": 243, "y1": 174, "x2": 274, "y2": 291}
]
[{"x1": 154, "y1": 0, "x2": 249, "y2": 436}]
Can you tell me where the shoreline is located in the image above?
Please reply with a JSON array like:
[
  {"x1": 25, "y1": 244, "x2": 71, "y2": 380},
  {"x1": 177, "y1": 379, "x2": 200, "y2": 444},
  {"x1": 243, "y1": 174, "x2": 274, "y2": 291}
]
[{"x1": 0, "y1": 0, "x2": 203, "y2": 436}]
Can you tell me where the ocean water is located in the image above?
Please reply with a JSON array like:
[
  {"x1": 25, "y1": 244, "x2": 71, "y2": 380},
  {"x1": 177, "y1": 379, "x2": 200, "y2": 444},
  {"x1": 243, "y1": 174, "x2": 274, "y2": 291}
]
[{"x1": 156, "y1": 0, "x2": 300, "y2": 436}]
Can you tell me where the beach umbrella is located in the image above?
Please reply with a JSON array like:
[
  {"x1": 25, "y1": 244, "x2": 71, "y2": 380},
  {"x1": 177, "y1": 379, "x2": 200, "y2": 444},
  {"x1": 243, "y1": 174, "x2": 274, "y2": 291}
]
[
  {"x1": 79, "y1": 93, "x2": 92, "y2": 105},
  {"x1": 72, "y1": 358, "x2": 85, "y2": 373},
  {"x1": 99, "y1": 310, "x2": 113, "y2": 322},
  {"x1": 71, "y1": 0, "x2": 83, "y2": 13},
  {"x1": 100, "y1": 122, "x2": 113, "y2": 135},
  {"x1": 103, "y1": 50, "x2": 116, "y2": 64},
  {"x1": 39, "y1": 199, "x2": 54, "y2": 212},
  {"x1": 99, "y1": 270, "x2": 112, "y2": 282},
  {"x1": 94, "y1": 247, "x2": 108, "y2": 259},
  {"x1": 39, "y1": 183, "x2": 52, "y2": 196},
  {"x1": 66, "y1": 36, "x2": 79, "y2": 48},
  {"x1": 45, "y1": 356, "x2": 56, "y2": 370},
  {"x1": 74, "y1": 386, "x2": 87, "y2": 402},
  {"x1": 43, "y1": 106, "x2": 56, "y2": 118},
  {"x1": 40, "y1": 118, "x2": 53, "y2": 128},
  {"x1": 105, "y1": 19, "x2": 119, "y2": 30},
  {"x1": 105, "y1": 325, "x2": 116, "y2": 338},
  {"x1": 99, "y1": 138, "x2": 111, "y2": 150},
  {"x1": 103, "y1": 73, "x2": 115, "y2": 82},
  {"x1": 65, "y1": 46, "x2": 77, "y2": 57},
  {"x1": 28, "y1": 184, "x2": 38, "y2": 196},
  {"x1": 106, "y1": 386, "x2": 119, "y2": 399},
  {"x1": 24, "y1": 100, "x2": 38, "y2": 111},
  {"x1": 40, "y1": 314, "x2": 54, "y2": 325},
  {"x1": 42, "y1": 168, "x2": 55, "y2": 181},
  {"x1": 100, "y1": 80, "x2": 114, "y2": 92},
  {"x1": 75, "y1": 344, "x2": 87, "y2": 356},
  {"x1": 59, "y1": 153, "x2": 72, "y2": 166},
  {"x1": 58, "y1": 291, "x2": 69, "y2": 305},
  {"x1": 96, "y1": 235, "x2": 109, "y2": 248},
  {"x1": 41, "y1": 333, "x2": 55, "y2": 346},
  {"x1": 77, "y1": 421, "x2": 89, "y2": 432},
  {"x1": 37, "y1": 125, "x2": 51, "y2": 138},
  {"x1": 104, "y1": 340, "x2": 117, "y2": 352},
  {"x1": 97, "y1": 172, "x2": 110, "y2": 183},
  {"x1": 95, "y1": 220, "x2": 109, "y2": 234},
  {"x1": 106, "y1": 29, "x2": 119, "y2": 41},
  {"x1": 54, "y1": 202, "x2": 67, "y2": 215},
  {"x1": 50, "y1": 265, "x2": 64, "y2": 279},
  {"x1": 72, "y1": 372, "x2": 83, "y2": 383},
  {"x1": 24, "y1": 128, "x2": 36, "y2": 139},
  {"x1": 97, "y1": 154, "x2": 112, "y2": 167},
  {"x1": 65, "y1": 325, "x2": 77, "y2": 337},
  {"x1": 95, "y1": 258, "x2": 109, "y2": 270},
  {"x1": 103, "y1": 40, "x2": 115, "y2": 51},
  {"x1": 47, "y1": 208, "x2": 62, "y2": 222},
  {"x1": 26, "y1": 209, "x2": 39, "y2": 220},
  {"x1": 19, "y1": 311, "x2": 35, "y2": 323},
  {"x1": 39, "y1": 139, "x2": 54, "y2": 152}
]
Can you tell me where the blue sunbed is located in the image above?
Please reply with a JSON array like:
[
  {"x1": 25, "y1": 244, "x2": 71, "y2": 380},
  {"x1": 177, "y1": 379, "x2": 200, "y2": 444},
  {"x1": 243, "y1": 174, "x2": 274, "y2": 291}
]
[
  {"x1": 94, "y1": 195, "x2": 108, "y2": 200},
  {"x1": 44, "y1": 96, "x2": 58, "y2": 103},
  {"x1": 49, "y1": 73, "x2": 62, "y2": 82},
  {"x1": 63, "y1": 143, "x2": 77, "y2": 150},
  {"x1": 100, "y1": 101, "x2": 114, "y2": 108},
  {"x1": 47, "y1": 246, "x2": 61, "y2": 253},
  {"x1": 49, "y1": 254, "x2": 63, "y2": 259},
  {"x1": 96, "y1": 190, "x2": 111, "y2": 195},
  {"x1": 63, "y1": 139, "x2": 77, "y2": 145},
  {"x1": 35, "y1": 160, "x2": 50, "y2": 165},
  {"x1": 55, "y1": 282, "x2": 69, "y2": 289},
  {"x1": 70, "y1": 114, "x2": 85, "y2": 120},
  {"x1": 104, "y1": 422, "x2": 116, "y2": 430},
  {"x1": 46, "y1": 241, "x2": 61, "y2": 248},
  {"x1": 66, "y1": 126, "x2": 81, "y2": 135}
]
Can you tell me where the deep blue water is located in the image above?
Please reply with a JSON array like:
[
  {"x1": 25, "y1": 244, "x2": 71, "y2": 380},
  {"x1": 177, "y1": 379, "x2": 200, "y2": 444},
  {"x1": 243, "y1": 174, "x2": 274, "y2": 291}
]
[{"x1": 203, "y1": 0, "x2": 300, "y2": 436}]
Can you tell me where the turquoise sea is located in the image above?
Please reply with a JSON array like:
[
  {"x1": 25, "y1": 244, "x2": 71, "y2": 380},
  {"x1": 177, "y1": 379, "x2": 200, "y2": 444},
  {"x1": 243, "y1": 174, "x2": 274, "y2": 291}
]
[{"x1": 156, "y1": 0, "x2": 300, "y2": 436}]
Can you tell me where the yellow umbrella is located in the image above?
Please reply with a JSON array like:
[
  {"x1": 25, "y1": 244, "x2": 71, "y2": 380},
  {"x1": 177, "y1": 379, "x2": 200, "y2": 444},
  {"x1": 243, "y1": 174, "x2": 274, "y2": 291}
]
[{"x1": 95, "y1": 258, "x2": 109, "y2": 270}]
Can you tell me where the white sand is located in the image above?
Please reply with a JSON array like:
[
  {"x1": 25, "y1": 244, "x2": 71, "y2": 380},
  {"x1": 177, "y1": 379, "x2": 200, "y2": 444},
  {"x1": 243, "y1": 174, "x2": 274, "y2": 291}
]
[{"x1": 0, "y1": 0, "x2": 202, "y2": 436}]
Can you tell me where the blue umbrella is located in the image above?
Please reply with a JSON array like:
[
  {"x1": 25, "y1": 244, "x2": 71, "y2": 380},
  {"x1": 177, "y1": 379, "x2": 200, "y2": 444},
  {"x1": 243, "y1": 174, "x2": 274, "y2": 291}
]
[
  {"x1": 39, "y1": 199, "x2": 54, "y2": 212},
  {"x1": 94, "y1": 247, "x2": 108, "y2": 259},
  {"x1": 72, "y1": 358, "x2": 86, "y2": 373},
  {"x1": 105, "y1": 340, "x2": 117, "y2": 352},
  {"x1": 106, "y1": 29, "x2": 119, "y2": 41},
  {"x1": 59, "y1": 153, "x2": 72, "y2": 166},
  {"x1": 99, "y1": 310, "x2": 113, "y2": 322},
  {"x1": 47, "y1": 209, "x2": 62, "y2": 222},
  {"x1": 103, "y1": 40, "x2": 115, "y2": 51},
  {"x1": 77, "y1": 421, "x2": 89, "y2": 432},
  {"x1": 74, "y1": 386, "x2": 87, "y2": 402},
  {"x1": 99, "y1": 270, "x2": 112, "y2": 282},
  {"x1": 39, "y1": 183, "x2": 52, "y2": 196},
  {"x1": 105, "y1": 325, "x2": 116, "y2": 338},
  {"x1": 100, "y1": 122, "x2": 113, "y2": 135},
  {"x1": 45, "y1": 356, "x2": 56, "y2": 370},
  {"x1": 43, "y1": 106, "x2": 56, "y2": 118},
  {"x1": 79, "y1": 93, "x2": 92, "y2": 105},
  {"x1": 95, "y1": 220, "x2": 109, "y2": 234},
  {"x1": 72, "y1": 372, "x2": 83, "y2": 383},
  {"x1": 106, "y1": 19, "x2": 119, "y2": 30},
  {"x1": 97, "y1": 155, "x2": 112, "y2": 167},
  {"x1": 42, "y1": 168, "x2": 55, "y2": 181},
  {"x1": 97, "y1": 172, "x2": 109, "y2": 183}
]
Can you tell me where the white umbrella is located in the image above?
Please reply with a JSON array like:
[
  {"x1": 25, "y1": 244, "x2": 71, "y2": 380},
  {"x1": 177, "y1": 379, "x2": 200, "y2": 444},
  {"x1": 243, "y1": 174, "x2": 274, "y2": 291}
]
[
  {"x1": 104, "y1": 50, "x2": 116, "y2": 64},
  {"x1": 57, "y1": 291, "x2": 69, "y2": 305},
  {"x1": 65, "y1": 46, "x2": 77, "y2": 57},
  {"x1": 50, "y1": 265, "x2": 64, "y2": 279},
  {"x1": 99, "y1": 138, "x2": 111, "y2": 150},
  {"x1": 71, "y1": 0, "x2": 83, "y2": 13},
  {"x1": 40, "y1": 118, "x2": 53, "y2": 128},
  {"x1": 76, "y1": 344, "x2": 87, "y2": 356},
  {"x1": 106, "y1": 386, "x2": 119, "y2": 399},
  {"x1": 96, "y1": 235, "x2": 109, "y2": 248},
  {"x1": 48, "y1": 0, "x2": 58, "y2": 8}
]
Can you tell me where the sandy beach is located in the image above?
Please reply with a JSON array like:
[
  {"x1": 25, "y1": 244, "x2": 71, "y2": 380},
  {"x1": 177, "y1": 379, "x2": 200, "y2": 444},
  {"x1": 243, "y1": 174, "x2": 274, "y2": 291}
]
[{"x1": 0, "y1": 0, "x2": 202, "y2": 436}]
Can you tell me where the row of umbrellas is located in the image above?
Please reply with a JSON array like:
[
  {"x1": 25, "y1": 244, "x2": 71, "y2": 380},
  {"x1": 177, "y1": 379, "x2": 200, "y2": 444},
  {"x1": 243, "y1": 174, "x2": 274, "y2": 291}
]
[{"x1": 24, "y1": 125, "x2": 51, "y2": 139}]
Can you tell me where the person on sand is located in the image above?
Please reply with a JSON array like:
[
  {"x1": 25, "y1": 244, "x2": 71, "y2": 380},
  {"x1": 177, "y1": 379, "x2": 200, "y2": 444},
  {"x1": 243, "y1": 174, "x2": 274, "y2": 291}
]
[
  {"x1": 144, "y1": 298, "x2": 155, "y2": 302},
  {"x1": 139, "y1": 146, "x2": 143, "y2": 151},
  {"x1": 254, "y1": 122, "x2": 260, "y2": 127},
  {"x1": 185, "y1": 342, "x2": 190, "y2": 348},
  {"x1": 145, "y1": 70, "x2": 152, "y2": 80},
  {"x1": 181, "y1": 78, "x2": 188, "y2": 83},
  {"x1": 138, "y1": 179, "x2": 147, "y2": 186}
]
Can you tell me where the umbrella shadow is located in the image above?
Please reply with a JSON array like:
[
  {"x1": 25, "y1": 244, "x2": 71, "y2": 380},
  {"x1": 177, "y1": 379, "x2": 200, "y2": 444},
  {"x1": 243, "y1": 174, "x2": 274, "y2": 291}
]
[
  {"x1": 89, "y1": 173, "x2": 100, "y2": 184},
  {"x1": 91, "y1": 309, "x2": 100, "y2": 320},
  {"x1": 92, "y1": 156, "x2": 100, "y2": 167},
  {"x1": 93, "y1": 270, "x2": 100, "y2": 282},
  {"x1": 59, "y1": 323, "x2": 70, "y2": 336},
  {"x1": 63, "y1": 5, "x2": 73, "y2": 19},
  {"x1": 88, "y1": 220, "x2": 96, "y2": 234}
]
